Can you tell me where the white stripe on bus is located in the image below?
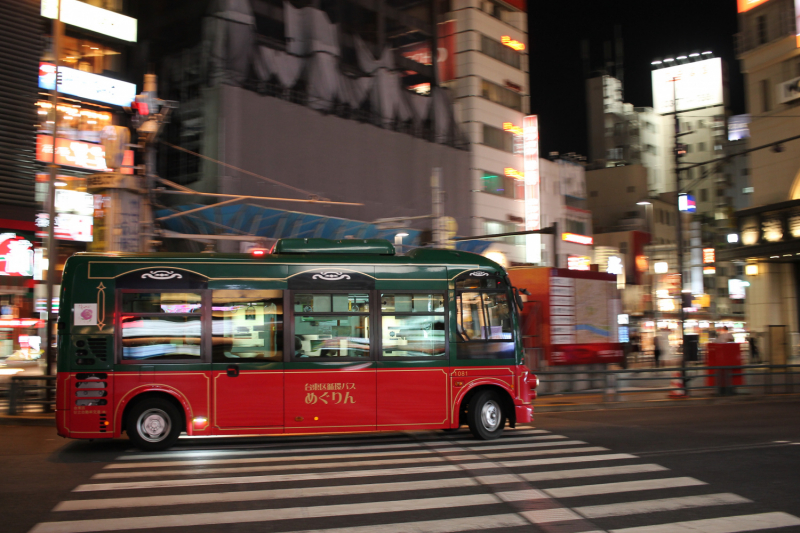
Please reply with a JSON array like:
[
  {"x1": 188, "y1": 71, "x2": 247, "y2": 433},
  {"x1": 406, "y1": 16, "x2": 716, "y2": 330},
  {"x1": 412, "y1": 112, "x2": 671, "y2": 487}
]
[
  {"x1": 609, "y1": 512, "x2": 800, "y2": 533},
  {"x1": 31, "y1": 493, "x2": 506, "y2": 533},
  {"x1": 55, "y1": 477, "x2": 480, "y2": 512},
  {"x1": 545, "y1": 477, "x2": 706, "y2": 498},
  {"x1": 575, "y1": 493, "x2": 751, "y2": 519}
]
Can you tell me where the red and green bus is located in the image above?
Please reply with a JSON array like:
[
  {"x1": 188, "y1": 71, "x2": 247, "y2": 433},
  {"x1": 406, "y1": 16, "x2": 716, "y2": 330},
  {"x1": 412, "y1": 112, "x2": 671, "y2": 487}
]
[{"x1": 55, "y1": 238, "x2": 538, "y2": 450}]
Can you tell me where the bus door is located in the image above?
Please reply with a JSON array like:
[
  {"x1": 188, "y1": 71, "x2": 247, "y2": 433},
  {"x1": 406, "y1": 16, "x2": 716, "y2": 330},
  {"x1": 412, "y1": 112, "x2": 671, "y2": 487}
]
[
  {"x1": 377, "y1": 292, "x2": 449, "y2": 429},
  {"x1": 210, "y1": 290, "x2": 285, "y2": 433},
  {"x1": 284, "y1": 268, "x2": 377, "y2": 433}
]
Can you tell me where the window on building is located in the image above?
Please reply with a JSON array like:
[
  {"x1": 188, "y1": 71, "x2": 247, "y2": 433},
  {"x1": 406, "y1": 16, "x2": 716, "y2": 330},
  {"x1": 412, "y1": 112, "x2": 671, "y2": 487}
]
[
  {"x1": 686, "y1": 144, "x2": 693, "y2": 153},
  {"x1": 701, "y1": 189, "x2": 708, "y2": 202},
  {"x1": 482, "y1": 124, "x2": 515, "y2": 153},
  {"x1": 480, "y1": 34, "x2": 522, "y2": 69},
  {"x1": 627, "y1": 185, "x2": 635, "y2": 193},
  {"x1": 761, "y1": 79, "x2": 771, "y2": 112},
  {"x1": 757, "y1": 15, "x2": 767, "y2": 45},
  {"x1": 51, "y1": 35, "x2": 122, "y2": 74},
  {"x1": 743, "y1": 168, "x2": 750, "y2": 176},
  {"x1": 698, "y1": 142, "x2": 706, "y2": 152},
  {"x1": 481, "y1": 171, "x2": 523, "y2": 199},
  {"x1": 478, "y1": 0, "x2": 514, "y2": 24},
  {"x1": 590, "y1": 190, "x2": 598, "y2": 198},
  {"x1": 485, "y1": 219, "x2": 523, "y2": 245},
  {"x1": 481, "y1": 79, "x2": 522, "y2": 111},
  {"x1": 717, "y1": 188, "x2": 725, "y2": 197},
  {"x1": 619, "y1": 242, "x2": 628, "y2": 254},
  {"x1": 565, "y1": 219, "x2": 586, "y2": 235},
  {"x1": 686, "y1": 168, "x2": 694, "y2": 179}
]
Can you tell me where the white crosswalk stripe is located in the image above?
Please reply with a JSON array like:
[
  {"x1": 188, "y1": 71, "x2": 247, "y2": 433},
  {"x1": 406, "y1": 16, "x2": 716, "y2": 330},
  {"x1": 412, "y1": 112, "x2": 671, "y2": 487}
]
[{"x1": 30, "y1": 428, "x2": 800, "y2": 533}]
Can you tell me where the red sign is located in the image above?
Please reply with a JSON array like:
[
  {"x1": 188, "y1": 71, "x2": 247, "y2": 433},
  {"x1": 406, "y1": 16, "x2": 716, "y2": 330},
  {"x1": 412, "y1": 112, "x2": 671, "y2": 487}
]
[
  {"x1": 562, "y1": 233, "x2": 593, "y2": 245},
  {"x1": 0, "y1": 319, "x2": 44, "y2": 328},
  {"x1": 501, "y1": 36, "x2": 525, "y2": 51},
  {"x1": 549, "y1": 343, "x2": 624, "y2": 365},
  {"x1": 737, "y1": 0, "x2": 769, "y2": 12},
  {"x1": 400, "y1": 20, "x2": 457, "y2": 82},
  {"x1": 0, "y1": 234, "x2": 33, "y2": 277},
  {"x1": 703, "y1": 248, "x2": 715, "y2": 264}
]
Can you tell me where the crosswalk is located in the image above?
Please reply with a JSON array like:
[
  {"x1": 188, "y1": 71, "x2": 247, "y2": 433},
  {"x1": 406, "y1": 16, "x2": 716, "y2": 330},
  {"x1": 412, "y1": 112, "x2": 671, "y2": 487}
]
[{"x1": 29, "y1": 428, "x2": 800, "y2": 533}]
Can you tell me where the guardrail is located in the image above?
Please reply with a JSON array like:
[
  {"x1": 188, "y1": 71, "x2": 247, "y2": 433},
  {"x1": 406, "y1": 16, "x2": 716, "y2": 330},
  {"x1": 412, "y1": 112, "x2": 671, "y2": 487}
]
[
  {"x1": 535, "y1": 364, "x2": 800, "y2": 402},
  {"x1": 7, "y1": 376, "x2": 56, "y2": 415}
]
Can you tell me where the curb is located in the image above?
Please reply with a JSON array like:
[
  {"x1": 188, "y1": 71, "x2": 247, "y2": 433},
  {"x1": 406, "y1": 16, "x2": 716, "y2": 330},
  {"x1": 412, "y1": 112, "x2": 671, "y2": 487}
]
[
  {"x1": 535, "y1": 393, "x2": 800, "y2": 413},
  {"x1": 0, "y1": 415, "x2": 56, "y2": 427}
]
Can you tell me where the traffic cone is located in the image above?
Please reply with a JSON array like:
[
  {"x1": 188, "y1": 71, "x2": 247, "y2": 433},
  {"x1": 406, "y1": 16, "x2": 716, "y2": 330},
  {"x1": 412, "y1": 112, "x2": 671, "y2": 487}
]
[{"x1": 668, "y1": 372, "x2": 687, "y2": 398}]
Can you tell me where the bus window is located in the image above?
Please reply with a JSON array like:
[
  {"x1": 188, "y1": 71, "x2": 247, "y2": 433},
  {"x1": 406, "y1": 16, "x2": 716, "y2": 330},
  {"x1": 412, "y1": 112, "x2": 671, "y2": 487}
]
[
  {"x1": 484, "y1": 293, "x2": 512, "y2": 340},
  {"x1": 380, "y1": 293, "x2": 446, "y2": 358},
  {"x1": 120, "y1": 292, "x2": 203, "y2": 361},
  {"x1": 293, "y1": 293, "x2": 370, "y2": 358},
  {"x1": 211, "y1": 290, "x2": 283, "y2": 361},
  {"x1": 457, "y1": 292, "x2": 488, "y2": 341}
]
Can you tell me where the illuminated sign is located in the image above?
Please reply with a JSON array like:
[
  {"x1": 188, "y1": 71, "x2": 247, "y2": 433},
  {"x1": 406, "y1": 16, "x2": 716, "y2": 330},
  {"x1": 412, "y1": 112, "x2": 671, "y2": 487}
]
[
  {"x1": 636, "y1": 255, "x2": 649, "y2": 272},
  {"x1": 651, "y1": 58, "x2": 723, "y2": 114},
  {"x1": 501, "y1": 36, "x2": 525, "y2": 51},
  {"x1": 745, "y1": 264, "x2": 759, "y2": 276},
  {"x1": 654, "y1": 261, "x2": 669, "y2": 274},
  {"x1": 729, "y1": 279, "x2": 746, "y2": 299},
  {"x1": 679, "y1": 193, "x2": 696, "y2": 212},
  {"x1": 399, "y1": 21, "x2": 456, "y2": 82},
  {"x1": 567, "y1": 255, "x2": 591, "y2": 271},
  {"x1": 703, "y1": 266, "x2": 716, "y2": 275},
  {"x1": 738, "y1": 0, "x2": 769, "y2": 12},
  {"x1": 523, "y1": 116, "x2": 541, "y2": 263},
  {"x1": 606, "y1": 256, "x2": 624, "y2": 275},
  {"x1": 0, "y1": 319, "x2": 45, "y2": 328},
  {"x1": 39, "y1": 63, "x2": 136, "y2": 107},
  {"x1": 0, "y1": 234, "x2": 33, "y2": 277},
  {"x1": 796, "y1": 0, "x2": 800, "y2": 47},
  {"x1": 562, "y1": 233, "x2": 593, "y2": 245},
  {"x1": 41, "y1": 0, "x2": 137, "y2": 42},
  {"x1": 504, "y1": 167, "x2": 524, "y2": 180},
  {"x1": 503, "y1": 122, "x2": 523, "y2": 135},
  {"x1": 728, "y1": 114, "x2": 751, "y2": 141},
  {"x1": 703, "y1": 248, "x2": 715, "y2": 264},
  {"x1": 778, "y1": 76, "x2": 800, "y2": 104},
  {"x1": 36, "y1": 135, "x2": 132, "y2": 173}
]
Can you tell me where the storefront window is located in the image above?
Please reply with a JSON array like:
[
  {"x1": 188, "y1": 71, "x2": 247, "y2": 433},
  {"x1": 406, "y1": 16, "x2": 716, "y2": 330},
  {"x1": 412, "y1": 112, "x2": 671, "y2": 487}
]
[
  {"x1": 35, "y1": 101, "x2": 112, "y2": 143},
  {"x1": 52, "y1": 35, "x2": 122, "y2": 74}
]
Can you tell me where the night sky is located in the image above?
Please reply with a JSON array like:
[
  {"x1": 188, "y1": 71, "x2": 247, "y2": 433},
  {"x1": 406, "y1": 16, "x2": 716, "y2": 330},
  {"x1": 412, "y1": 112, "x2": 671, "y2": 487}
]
[{"x1": 528, "y1": 0, "x2": 744, "y2": 158}]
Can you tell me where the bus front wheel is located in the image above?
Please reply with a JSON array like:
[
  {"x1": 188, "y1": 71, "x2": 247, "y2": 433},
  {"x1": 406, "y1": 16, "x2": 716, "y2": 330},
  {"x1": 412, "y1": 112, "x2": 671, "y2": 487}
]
[
  {"x1": 467, "y1": 390, "x2": 505, "y2": 440},
  {"x1": 127, "y1": 398, "x2": 182, "y2": 451}
]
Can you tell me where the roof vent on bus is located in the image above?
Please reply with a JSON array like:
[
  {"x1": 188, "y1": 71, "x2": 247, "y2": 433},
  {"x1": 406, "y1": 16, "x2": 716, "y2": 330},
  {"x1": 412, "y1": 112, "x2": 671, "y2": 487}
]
[{"x1": 273, "y1": 238, "x2": 396, "y2": 255}]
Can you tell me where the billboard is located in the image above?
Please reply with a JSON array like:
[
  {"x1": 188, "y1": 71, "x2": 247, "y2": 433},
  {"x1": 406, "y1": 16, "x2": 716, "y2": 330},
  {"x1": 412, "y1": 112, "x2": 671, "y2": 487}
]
[
  {"x1": 523, "y1": 115, "x2": 541, "y2": 263},
  {"x1": 41, "y1": 0, "x2": 137, "y2": 42},
  {"x1": 651, "y1": 57, "x2": 723, "y2": 114},
  {"x1": 399, "y1": 21, "x2": 456, "y2": 83},
  {"x1": 39, "y1": 63, "x2": 136, "y2": 107},
  {"x1": 36, "y1": 135, "x2": 134, "y2": 174},
  {"x1": 0, "y1": 234, "x2": 34, "y2": 277}
]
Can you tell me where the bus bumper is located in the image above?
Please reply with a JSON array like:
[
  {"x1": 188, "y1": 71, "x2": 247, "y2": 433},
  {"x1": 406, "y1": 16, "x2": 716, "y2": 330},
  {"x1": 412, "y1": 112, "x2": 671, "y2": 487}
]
[{"x1": 515, "y1": 404, "x2": 533, "y2": 424}]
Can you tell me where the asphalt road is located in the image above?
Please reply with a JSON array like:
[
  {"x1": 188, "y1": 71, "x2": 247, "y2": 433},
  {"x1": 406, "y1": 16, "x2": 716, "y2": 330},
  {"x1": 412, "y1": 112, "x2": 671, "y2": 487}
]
[{"x1": 1, "y1": 400, "x2": 799, "y2": 533}]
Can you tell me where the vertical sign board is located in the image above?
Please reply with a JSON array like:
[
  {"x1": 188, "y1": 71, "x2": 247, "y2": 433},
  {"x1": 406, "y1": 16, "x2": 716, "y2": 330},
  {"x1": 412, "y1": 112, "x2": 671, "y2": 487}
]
[{"x1": 523, "y1": 115, "x2": 541, "y2": 263}]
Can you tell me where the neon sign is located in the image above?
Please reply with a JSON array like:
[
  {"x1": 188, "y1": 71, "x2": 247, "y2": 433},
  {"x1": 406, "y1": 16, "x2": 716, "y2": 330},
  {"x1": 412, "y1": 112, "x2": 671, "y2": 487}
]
[
  {"x1": 568, "y1": 255, "x2": 591, "y2": 271},
  {"x1": 703, "y1": 248, "x2": 715, "y2": 264},
  {"x1": 523, "y1": 115, "x2": 540, "y2": 263},
  {"x1": 0, "y1": 234, "x2": 34, "y2": 277},
  {"x1": 503, "y1": 122, "x2": 523, "y2": 135},
  {"x1": 504, "y1": 167, "x2": 524, "y2": 180},
  {"x1": 562, "y1": 233, "x2": 593, "y2": 245},
  {"x1": 501, "y1": 36, "x2": 525, "y2": 51}
]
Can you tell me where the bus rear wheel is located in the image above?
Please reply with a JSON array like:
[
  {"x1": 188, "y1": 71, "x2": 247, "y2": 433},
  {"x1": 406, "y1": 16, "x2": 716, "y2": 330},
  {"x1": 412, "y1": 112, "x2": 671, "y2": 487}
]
[
  {"x1": 127, "y1": 398, "x2": 182, "y2": 451},
  {"x1": 467, "y1": 390, "x2": 505, "y2": 440}
]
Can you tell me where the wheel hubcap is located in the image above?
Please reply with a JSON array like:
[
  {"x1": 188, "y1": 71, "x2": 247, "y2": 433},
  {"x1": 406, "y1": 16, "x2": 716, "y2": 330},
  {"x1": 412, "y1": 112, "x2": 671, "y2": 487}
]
[
  {"x1": 137, "y1": 408, "x2": 171, "y2": 443},
  {"x1": 480, "y1": 400, "x2": 501, "y2": 431}
]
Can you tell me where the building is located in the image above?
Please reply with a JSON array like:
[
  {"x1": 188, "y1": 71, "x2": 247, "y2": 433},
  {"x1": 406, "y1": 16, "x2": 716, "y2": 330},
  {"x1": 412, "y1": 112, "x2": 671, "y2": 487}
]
[
  {"x1": 0, "y1": 0, "x2": 139, "y2": 358},
  {"x1": 719, "y1": 0, "x2": 800, "y2": 363},
  {"x1": 540, "y1": 156, "x2": 593, "y2": 267}
]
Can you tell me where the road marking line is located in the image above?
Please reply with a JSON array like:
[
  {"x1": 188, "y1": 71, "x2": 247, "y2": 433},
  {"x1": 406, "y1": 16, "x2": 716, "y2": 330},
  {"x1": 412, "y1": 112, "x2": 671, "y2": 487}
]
[
  {"x1": 485, "y1": 446, "x2": 607, "y2": 459},
  {"x1": 496, "y1": 489, "x2": 548, "y2": 502},
  {"x1": 73, "y1": 464, "x2": 469, "y2": 492},
  {"x1": 520, "y1": 508, "x2": 585, "y2": 524},
  {"x1": 499, "y1": 453, "x2": 637, "y2": 468},
  {"x1": 575, "y1": 493, "x2": 751, "y2": 518},
  {"x1": 545, "y1": 477, "x2": 705, "y2": 498},
  {"x1": 289, "y1": 513, "x2": 529, "y2": 532},
  {"x1": 521, "y1": 464, "x2": 668, "y2": 482},
  {"x1": 118, "y1": 432, "x2": 561, "y2": 461},
  {"x1": 55, "y1": 477, "x2": 479, "y2": 512},
  {"x1": 31, "y1": 494, "x2": 505, "y2": 533},
  {"x1": 92, "y1": 455, "x2": 467, "y2": 480},
  {"x1": 460, "y1": 440, "x2": 586, "y2": 451},
  {"x1": 609, "y1": 512, "x2": 800, "y2": 533}
]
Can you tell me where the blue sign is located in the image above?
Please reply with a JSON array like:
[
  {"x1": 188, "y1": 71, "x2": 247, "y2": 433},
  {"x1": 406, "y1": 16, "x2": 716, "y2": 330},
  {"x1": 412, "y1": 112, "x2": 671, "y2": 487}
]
[{"x1": 39, "y1": 63, "x2": 135, "y2": 107}]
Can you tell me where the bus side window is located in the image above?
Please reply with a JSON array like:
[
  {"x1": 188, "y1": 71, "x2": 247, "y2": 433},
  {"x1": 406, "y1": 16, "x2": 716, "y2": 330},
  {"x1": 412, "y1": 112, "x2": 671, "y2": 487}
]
[
  {"x1": 211, "y1": 290, "x2": 284, "y2": 362},
  {"x1": 120, "y1": 292, "x2": 203, "y2": 361},
  {"x1": 456, "y1": 292, "x2": 514, "y2": 342}
]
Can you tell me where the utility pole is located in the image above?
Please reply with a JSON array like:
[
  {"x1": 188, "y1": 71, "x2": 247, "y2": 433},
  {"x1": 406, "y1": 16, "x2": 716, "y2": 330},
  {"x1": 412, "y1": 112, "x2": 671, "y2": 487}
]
[
  {"x1": 672, "y1": 77, "x2": 687, "y2": 369},
  {"x1": 44, "y1": 0, "x2": 63, "y2": 376},
  {"x1": 431, "y1": 168, "x2": 444, "y2": 247}
]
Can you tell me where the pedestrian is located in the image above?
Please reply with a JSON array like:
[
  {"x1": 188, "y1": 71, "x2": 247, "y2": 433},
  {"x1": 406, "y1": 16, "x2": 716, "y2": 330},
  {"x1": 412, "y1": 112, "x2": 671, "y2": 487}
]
[
  {"x1": 748, "y1": 333, "x2": 760, "y2": 364},
  {"x1": 716, "y1": 326, "x2": 734, "y2": 343},
  {"x1": 653, "y1": 330, "x2": 665, "y2": 368}
]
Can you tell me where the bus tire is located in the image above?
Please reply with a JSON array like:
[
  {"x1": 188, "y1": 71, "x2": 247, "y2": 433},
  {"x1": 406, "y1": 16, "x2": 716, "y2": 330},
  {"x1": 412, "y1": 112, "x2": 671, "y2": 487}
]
[
  {"x1": 467, "y1": 390, "x2": 505, "y2": 440},
  {"x1": 126, "y1": 398, "x2": 182, "y2": 451}
]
